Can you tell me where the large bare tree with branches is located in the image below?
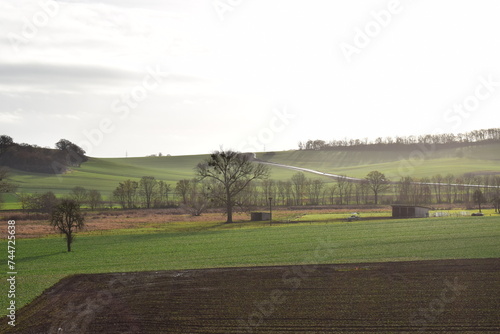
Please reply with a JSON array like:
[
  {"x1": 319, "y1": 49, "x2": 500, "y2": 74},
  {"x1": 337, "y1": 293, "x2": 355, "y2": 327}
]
[{"x1": 196, "y1": 150, "x2": 269, "y2": 223}]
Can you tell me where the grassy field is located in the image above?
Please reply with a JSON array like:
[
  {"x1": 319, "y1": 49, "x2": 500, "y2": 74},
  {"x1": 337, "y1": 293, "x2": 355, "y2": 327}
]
[{"x1": 2, "y1": 214, "x2": 499, "y2": 316}]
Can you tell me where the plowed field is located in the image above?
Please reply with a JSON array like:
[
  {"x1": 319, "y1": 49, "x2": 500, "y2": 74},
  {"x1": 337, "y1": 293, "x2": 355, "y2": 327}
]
[{"x1": 4, "y1": 258, "x2": 499, "y2": 333}]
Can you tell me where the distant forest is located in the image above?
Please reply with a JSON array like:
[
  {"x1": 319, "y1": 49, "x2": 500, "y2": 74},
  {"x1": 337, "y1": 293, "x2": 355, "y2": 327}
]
[
  {"x1": 0, "y1": 136, "x2": 87, "y2": 174},
  {"x1": 298, "y1": 128, "x2": 500, "y2": 150}
]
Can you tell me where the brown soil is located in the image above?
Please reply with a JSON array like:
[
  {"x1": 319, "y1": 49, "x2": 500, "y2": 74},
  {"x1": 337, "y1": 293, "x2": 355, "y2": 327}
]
[
  {"x1": 0, "y1": 207, "x2": 390, "y2": 239},
  {"x1": 0, "y1": 209, "x2": 250, "y2": 238},
  {"x1": 4, "y1": 258, "x2": 499, "y2": 333}
]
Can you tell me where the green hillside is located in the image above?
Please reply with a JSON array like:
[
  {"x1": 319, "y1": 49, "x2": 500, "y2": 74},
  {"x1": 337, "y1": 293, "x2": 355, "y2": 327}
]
[
  {"x1": 2, "y1": 143, "x2": 499, "y2": 208},
  {"x1": 3, "y1": 154, "x2": 301, "y2": 205},
  {"x1": 258, "y1": 143, "x2": 500, "y2": 179},
  {"x1": 8, "y1": 155, "x2": 203, "y2": 195}
]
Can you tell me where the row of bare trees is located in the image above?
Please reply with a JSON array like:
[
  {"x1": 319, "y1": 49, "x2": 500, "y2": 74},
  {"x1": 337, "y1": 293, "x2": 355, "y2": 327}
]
[
  {"x1": 112, "y1": 177, "x2": 172, "y2": 209},
  {"x1": 396, "y1": 174, "x2": 500, "y2": 207},
  {"x1": 17, "y1": 186, "x2": 103, "y2": 213},
  {"x1": 298, "y1": 128, "x2": 500, "y2": 150},
  {"x1": 104, "y1": 171, "x2": 500, "y2": 214},
  {"x1": 174, "y1": 171, "x2": 499, "y2": 212}
]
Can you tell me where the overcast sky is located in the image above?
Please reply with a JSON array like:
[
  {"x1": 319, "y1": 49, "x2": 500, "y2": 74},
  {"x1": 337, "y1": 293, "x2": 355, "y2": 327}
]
[{"x1": 1, "y1": 0, "x2": 499, "y2": 157}]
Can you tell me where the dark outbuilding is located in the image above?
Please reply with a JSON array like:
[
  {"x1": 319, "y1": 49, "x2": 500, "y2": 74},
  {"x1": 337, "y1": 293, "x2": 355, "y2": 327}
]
[
  {"x1": 250, "y1": 212, "x2": 271, "y2": 221},
  {"x1": 391, "y1": 205, "x2": 430, "y2": 218}
]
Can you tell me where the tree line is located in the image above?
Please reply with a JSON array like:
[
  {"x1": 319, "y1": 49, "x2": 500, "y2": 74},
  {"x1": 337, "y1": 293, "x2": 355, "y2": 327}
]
[
  {"x1": 298, "y1": 128, "x2": 500, "y2": 151},
  {"x1": 17, "y1": 171, "x2": 499, "y2": 215},
  {"x1": 47, "y1": 171, "x2": 497, "y2": 214},
  {"x1": 18, "y1": 186, "x2": 103, "y2": 213},
  {"x1": 0, "y1": 135, "x2": 87, "y2": 174}
]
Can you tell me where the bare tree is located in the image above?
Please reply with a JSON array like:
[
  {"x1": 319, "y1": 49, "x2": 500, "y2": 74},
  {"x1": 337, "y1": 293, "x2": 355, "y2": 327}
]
[
  {"x1": 156, "y1": 180, "x2": 171, "y2": 207},
  {"x1": 493, "y1": 176, "x2": 500, "y2": 213},
  {"x1": 69, "y1": 186, "x2": 88, "y2": 206},
  {"x1": 181, "y1": 179, "x2": 211, "y2": 216},
  {"x1": 283, "y1": 180, "x2": 293, "y2": 206},
  {"x1": 113, "y1": 180, "x2": 138, "y2": 209},
  {"x1": 492, "y1": 195, "x2": 500, "y2": 213},
  {"x1": 50, "y1": 199, "x2": 85, "y2": 252},
  {"x1": 176, "y1": 179, "x2": 192, "y2": 205},
  {"x1": 418, "y1": 177, "x2": 433, "y2": 205},
  {"x1": 308, "y1": 179, "x2": 325, "y2": 205},
  {"x1": 365, "y1": 171, "x2": 390, "y2": 205},
  {"x1": 397, "y1": 176, "x2": 412, "y2": 204},
  {"x1": 444, "y1": 173, "x2": 455, "y2": 204},
  {"x1": 276, "y1": 181, "x2": 286, "y2": 206},
  {"x1": 344, "y1": 181, "x2": 353, "y2": 205},
  {"x1": 463, "y1": 173, "x2": 474, "y2": 207},
  {"x1": 291, "y1": 172, "x2": 307, "y2": 206},
  {"x1": 262, "y1": 179, "x2": 276, "y2": 206},
  {"x1": 354, "y1": 181, "x2": 367, "y2": 205},
  {"x1": 87, "y1": 189, "x2": 102, "y2": 210},
  {"x1": 139, "y1": 176, "x2": 158, "y2": 209},
  {"x1": 472, "y1": 189, "x2": 486, "y2": 213},
  {"x1": 432, "y1": 174, "x2": 444, "y2": 203},
  {"x1": 35, "y1": 191, "x2": 59, "y2": 213},
  {"x1": 336, "y1": 175, "x2": 349, "y2": 205},
  {"x1": 196, "y1": 150, "x2": 269, "y2": 223},
  {"x1": 326, "y1": 184, "x2": 336, "y2": 205}
]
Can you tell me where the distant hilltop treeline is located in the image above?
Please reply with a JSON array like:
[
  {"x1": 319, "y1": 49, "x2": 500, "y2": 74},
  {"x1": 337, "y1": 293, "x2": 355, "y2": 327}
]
[
  {"x1": 0, "y1": 136, "x2": 87, "y2": 174},
  {"x1": 298, "y1": 128, "x2": 500, "y2": 151}
]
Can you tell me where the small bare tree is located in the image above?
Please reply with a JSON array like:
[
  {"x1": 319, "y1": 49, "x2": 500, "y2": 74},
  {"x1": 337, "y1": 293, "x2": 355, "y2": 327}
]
[
  {"x1": 50, "y1": 199, "x2": 85, "y2": 252},
  {"x1": 69, "y1": 186, "x2": 88, "y2": 206},
  {"x1": 87, "y1": 189, "x2": 102, "y2": 210},
  {"x1": 182, "y1": 179, "x2": 211, "y2": 216},
  {"x1": 492, "y1": 195, "x2": 500, "y2": 213}
]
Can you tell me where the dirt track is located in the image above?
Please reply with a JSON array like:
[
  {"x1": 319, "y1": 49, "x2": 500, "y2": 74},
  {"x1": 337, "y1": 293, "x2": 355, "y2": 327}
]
[{"x1": 4, "y1": 258, "x2": 500, "y2": 333}]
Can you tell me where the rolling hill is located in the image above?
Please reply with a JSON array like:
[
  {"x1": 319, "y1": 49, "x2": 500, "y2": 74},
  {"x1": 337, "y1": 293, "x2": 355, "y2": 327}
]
[
  {"x1": 2, "y1": 142, "x2": 499, "y2": 208},
  {"x1": 257, "y1": 142, "x2": 500, "y2": 179}
]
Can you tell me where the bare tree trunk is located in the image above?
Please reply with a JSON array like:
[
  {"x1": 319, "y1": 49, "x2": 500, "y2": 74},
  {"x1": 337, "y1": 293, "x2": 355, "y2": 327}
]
[
  {"x1": 226, "y1": 188, "x2": 233, "y2": 223},
  {"x1": 66, "y1": 233, "x2": 72, "y2": 252},
  {"x1": 226, "y1": 203, "x2": 233, "y2": 223}
]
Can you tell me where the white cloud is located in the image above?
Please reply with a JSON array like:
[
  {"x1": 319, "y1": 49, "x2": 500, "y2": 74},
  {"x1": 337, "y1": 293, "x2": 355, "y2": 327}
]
[{"x1": 0, "y1": 111, "x2": 22, "y2": 124}]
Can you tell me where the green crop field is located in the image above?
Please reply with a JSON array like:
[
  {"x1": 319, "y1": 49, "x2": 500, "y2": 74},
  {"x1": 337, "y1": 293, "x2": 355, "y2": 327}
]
[{"x1": 2, "y1": 215, "x2": 499, "y2": 316}]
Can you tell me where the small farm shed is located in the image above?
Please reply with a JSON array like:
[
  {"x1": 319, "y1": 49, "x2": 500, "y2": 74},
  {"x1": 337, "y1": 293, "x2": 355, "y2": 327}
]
[
  {"x1": 391, "y1": 205, "x2": 430, "y2": 218},
  {"x1": 251, "y1": 212, "x2": 271, "y2": 221}
]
